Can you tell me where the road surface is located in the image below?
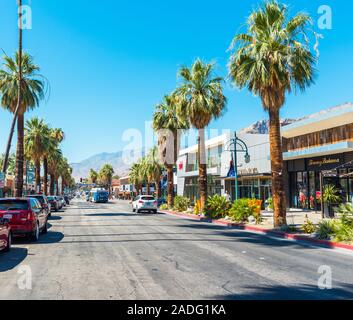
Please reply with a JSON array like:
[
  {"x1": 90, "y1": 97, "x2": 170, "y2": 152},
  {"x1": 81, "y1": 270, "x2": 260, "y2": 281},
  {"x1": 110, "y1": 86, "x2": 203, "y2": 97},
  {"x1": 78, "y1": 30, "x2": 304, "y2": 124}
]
[{"x1": 1, "y1": 199, "x2": 353, "y2": 300}]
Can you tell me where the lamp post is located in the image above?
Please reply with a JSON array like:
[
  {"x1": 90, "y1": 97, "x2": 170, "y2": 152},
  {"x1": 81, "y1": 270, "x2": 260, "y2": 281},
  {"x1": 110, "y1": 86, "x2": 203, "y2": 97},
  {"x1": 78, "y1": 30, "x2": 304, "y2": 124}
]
[{"x1": 226, "y1": 132, "x2": 251, "y2": 202}]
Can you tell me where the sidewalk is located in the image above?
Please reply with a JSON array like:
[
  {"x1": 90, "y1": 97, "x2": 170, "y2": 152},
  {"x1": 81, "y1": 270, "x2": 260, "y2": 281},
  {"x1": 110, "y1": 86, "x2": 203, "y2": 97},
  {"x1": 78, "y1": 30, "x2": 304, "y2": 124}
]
[{"x1": 158, "y1": 208, "x2": 353, "y2": 252}]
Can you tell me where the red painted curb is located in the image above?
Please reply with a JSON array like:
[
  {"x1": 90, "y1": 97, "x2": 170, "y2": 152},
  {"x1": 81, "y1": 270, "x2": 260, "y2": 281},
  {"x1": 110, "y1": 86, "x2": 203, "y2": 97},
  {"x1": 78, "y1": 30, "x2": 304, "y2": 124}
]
[{"x1": 160, "y1": 210, "x2": 353, "y2": 251}]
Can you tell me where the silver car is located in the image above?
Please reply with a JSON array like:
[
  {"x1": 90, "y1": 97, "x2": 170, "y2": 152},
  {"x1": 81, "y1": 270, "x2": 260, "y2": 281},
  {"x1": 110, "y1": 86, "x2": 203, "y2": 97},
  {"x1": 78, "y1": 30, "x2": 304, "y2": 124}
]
[{"x1": 132, "y1": 195, "x2": 158, "y2": 214}]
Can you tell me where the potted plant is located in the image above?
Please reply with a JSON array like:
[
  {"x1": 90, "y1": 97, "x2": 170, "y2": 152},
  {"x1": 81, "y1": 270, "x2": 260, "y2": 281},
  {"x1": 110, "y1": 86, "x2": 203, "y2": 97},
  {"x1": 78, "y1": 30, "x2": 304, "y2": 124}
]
[{"x1": 323, "y1": 185, "x2": 341, "y2": 218}]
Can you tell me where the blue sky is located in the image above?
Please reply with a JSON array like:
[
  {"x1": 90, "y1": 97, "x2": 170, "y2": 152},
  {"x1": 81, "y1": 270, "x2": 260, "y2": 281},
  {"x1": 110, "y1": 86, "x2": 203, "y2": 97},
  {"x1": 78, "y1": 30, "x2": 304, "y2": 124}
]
[{"x1": 0, "y1": 0, "x2": 352, "y2": 163}]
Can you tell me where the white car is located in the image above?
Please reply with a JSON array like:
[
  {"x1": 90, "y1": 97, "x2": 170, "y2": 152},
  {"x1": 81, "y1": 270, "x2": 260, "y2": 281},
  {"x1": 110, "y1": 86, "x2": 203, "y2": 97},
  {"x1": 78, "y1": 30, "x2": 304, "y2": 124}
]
[{"x1": 132, "y1": 195, "x2": 158, "y2": 214}]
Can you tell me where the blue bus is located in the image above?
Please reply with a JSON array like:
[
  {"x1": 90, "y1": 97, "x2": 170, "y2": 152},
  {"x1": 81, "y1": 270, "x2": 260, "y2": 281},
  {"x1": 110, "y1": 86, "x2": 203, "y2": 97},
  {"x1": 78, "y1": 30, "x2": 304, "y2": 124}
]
[{"x1": 90, "y1": 188, "x2": 109, "y2": 203}]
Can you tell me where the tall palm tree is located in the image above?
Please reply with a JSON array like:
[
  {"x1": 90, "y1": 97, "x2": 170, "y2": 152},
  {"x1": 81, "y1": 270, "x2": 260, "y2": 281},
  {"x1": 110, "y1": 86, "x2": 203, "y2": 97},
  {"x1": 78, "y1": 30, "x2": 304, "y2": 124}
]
[
  {"x1": 140, "y1": 157, "x2": 153, "y2": 195},
  {"x1": 1, "y1": 0, "x2": 23, "y2": 176},
  {"x1": 47, "y1": 147, "x2": 63, "y2": 195},
  {"x1": 228, "y1": 0, "x2": 316, "y2": 227},
  {"x1": 0, "y1": 52, "x2": 45, "y2": 197},
  {"x1": 89, "y1": 169, "x2": 98, "y2": 184},
  {"x1": 43, "y1": 127, "x2": 65, "y2": 195},
  {"x1": 145, "y1": 147, "x2": 164, "y2": 198},
  {"x1": 153, "y1": 94, "x2": 189, "y2": 207},
  {"x1": 99, "y1": 164, "x2": 114, "y2": 193},
  {"x1": 24, "y1": 117, "x2": 50, "y2": 193},
  {"x1": 0, "y1": 153, "x2": 16, "y2": 176},
  {"x1": 130, "y1": 162, "x2": 143, "y2": 196},
  {"x1": 176, "y1": 59, "x2": 227, "y2": 211}
]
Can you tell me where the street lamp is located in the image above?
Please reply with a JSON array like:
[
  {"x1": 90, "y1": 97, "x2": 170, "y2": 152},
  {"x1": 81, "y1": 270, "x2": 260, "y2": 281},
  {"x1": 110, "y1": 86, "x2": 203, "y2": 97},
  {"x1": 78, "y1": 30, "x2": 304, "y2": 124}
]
[{"x1": 226, "y1": 132, "x2": 251, "y2": 202}]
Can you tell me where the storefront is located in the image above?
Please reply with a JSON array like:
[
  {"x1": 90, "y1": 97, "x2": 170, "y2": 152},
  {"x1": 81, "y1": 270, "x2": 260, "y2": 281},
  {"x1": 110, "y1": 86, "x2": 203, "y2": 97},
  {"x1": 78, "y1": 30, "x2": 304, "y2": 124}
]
[
  {"x1": 286, "y1": 153, "x2": 353, "y2": 210},
  {"x1": 282, "y1": 102, "x2": 353, "y2": 210}
]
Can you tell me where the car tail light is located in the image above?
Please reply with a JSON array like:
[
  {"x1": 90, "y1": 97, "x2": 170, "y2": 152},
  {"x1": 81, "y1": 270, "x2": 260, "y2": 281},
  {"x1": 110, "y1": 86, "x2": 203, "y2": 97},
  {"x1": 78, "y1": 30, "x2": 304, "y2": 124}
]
[
  {"x1": 139, "y1": 200, "x2": 144, "y2": 204},
  {"x1": 26, "y1": 211, "x2": 35, "y2": 221},
  {"x1": 154, "y1": 201, "x2": 158, "y2": 205}
]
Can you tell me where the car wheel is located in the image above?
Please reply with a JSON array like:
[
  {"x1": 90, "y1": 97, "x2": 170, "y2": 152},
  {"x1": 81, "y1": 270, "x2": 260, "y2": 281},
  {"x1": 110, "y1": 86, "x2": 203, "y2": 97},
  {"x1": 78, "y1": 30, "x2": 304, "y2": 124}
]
[
  {"x1": 132, "y1": 206, "x2": 135, "y2": 212},
  {"x1": 4, "y1": 232, "x2": 12, "y2": 252},
  {"x1": 136, "y1": 209, "x2": 140, "y2": 213},
  {"x1": 42, "y1": 220, "x2": 48, "y2": 234},
  {"x1": 31, "y1": 223, "x2": 40, "y2": 242}
]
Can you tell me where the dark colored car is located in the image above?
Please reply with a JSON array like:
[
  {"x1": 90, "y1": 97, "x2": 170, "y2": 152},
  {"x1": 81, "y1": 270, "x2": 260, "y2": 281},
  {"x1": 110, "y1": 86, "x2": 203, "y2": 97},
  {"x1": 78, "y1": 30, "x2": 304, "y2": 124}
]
[
  {"x1": 28, "y1": 194, "x2": 51, "y2": 217},
  {"x1": 64, "y1": 195, "x2": 70, "y2": 205},
  {"x1": 47, "y1": 196, "x2": 59, "y2": 212},
  {"x1": 0, "y1": 198, "x2": 48, "y2": 242},
  {"x1": 0, "y1": 216, "x2": 11, "y2": 253}
]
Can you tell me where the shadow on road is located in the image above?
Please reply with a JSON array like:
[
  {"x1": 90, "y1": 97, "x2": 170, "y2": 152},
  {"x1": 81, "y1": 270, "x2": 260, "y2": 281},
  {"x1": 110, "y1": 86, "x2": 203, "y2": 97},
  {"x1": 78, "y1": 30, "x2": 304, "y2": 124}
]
[
  {"x1": 0, "y1": 247, "x2": 28, "y2": 272},
  {"x1": 14, "y1": 231, "x2": 64, "y2": 245},
  {"x1": 211, "y1": 283, "x2": 353, "y2": 300},
  {"x1": 48, "y1": 215, "x2": 62, "y2": 221}
]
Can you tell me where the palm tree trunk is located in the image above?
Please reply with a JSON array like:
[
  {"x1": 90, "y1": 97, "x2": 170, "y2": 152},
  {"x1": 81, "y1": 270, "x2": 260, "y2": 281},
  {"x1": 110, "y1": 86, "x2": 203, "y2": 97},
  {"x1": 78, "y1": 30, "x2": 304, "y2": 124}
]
[
  {"x1": 147, "y1": 182, "x2": 151, "y2": 195},
  {"x1": 2, "y1": 0, "x2": 23, "y2": 174},
  {"x1": 35, "y1": 159, "x2": 41, "y2": 193},
  {"x1": 50, "y1": 173, "x2": 55, "y2": 195},
  {"x1": 198, "y1": 129, "x2": 207, "y2": 211},
  {"x1": 167, "y1": 165, "x2": 174, "y2": 207},
  {"x1": 43, "y1": 157, "x2": 48, "y2": 195},
  {"x1": 155, "y1": 180, "x2": 161, "y2": 199},
  {"x1": 269, "y1": 108, "x2": 287, "y2": 227},
  {"x1": 14, "y1": 113, "x2": 24, "y2": 197},
  {"x1": 55, "y1": 178, "x2": 59, "y2": 195}
]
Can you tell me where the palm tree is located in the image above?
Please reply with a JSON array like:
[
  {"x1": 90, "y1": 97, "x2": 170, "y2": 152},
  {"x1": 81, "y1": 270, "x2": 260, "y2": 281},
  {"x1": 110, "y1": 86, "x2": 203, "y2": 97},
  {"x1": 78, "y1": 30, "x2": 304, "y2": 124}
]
[
  {"x1": 0, "y1": 52, "x2": 45, "y2": 197},
  {"x1": 145, "y1": 147, "x2": 164, "y2": 198},
  {"x1": 140, "y1": 157, "x2": 153, "y2": 195},
  {"x1": 130, "y1": 162, "x2": 143, "y2": 196},
  {"x1": 44, "y1": 128, "x2": 65, "y2": 195},
  {"x1": 99, "y1": 164, "x2": 114, "y2": 194},
  {"x1": 89, "y1": 169, "x2": 98, "y2": 184},
  {"x1": 176, "y1": 59, "x2": 227, "y2": 211},
  {"x1": 24, "y1": 117, "x2": 50, "y2": 193},
  {"x1": 228, "y1": 0, "x2": 316, "y2": 227},
  {"x1": 1, "y1": 0, "x2": 23, "y2": 176},
  {"x1": 47, "y1": 147, "x2": 63, "y2": 195},
  {"x1": 153, "y1": 94, "x2": 189, "y2": 207},
  {"x1": 0, "y1": 153, "x2": 16, "y2": 176}
]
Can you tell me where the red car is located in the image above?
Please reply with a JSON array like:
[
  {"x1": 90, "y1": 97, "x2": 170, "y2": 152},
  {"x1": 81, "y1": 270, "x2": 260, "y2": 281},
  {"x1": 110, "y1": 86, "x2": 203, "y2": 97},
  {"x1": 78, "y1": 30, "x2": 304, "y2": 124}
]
[
  {"x1": 0, "y1": 216, "x2": 11, "y2": 252},
  {"x1": 0, "y1": 198, "x2": 49, "y2": 242}
]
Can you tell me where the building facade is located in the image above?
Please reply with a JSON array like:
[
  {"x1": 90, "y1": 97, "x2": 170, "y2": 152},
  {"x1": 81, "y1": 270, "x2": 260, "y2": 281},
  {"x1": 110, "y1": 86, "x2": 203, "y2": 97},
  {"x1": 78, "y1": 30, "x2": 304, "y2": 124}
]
[
  {"x1": 177, "y1": 132, "x2": 272, "y2": 205},
  {"x1": 282, "y1": 103, "x2": 353, "y2": 210}
]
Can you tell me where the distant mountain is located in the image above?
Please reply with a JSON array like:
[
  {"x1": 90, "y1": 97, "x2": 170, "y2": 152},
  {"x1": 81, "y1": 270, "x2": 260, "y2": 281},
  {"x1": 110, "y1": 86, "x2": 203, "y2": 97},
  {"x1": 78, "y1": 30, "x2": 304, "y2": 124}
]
[
  {"x1": 70, "y1": 151, "x2": 133, "y2": 181},
  {"x1": 239, "y1": 118, "x2": 298, "y2": 134},
  {"x1": 239, "y1": 102, "x2": 353, "y2": 134}
]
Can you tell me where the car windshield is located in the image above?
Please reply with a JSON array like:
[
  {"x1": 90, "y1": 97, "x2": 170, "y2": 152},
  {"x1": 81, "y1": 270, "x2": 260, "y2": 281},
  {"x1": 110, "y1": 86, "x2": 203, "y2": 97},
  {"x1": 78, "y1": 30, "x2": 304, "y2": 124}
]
[
  {"x1": 0, "y1": 200, "x2": 29, "y2": 211},
  {"x1": 48, "y1": 197, "x2": 55, "y2": 201},
  {"x1": 29, "y1": 196, "x2": 45, "y2": 204},
  {"x1": 141, "y1": 196, "x2": 155, "y2": 201}
]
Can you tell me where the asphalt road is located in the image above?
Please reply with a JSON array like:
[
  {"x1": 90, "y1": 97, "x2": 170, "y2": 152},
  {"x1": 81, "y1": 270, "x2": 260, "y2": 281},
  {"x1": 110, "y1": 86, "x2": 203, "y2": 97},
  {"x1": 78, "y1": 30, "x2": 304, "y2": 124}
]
[{"x1": 1, "y1": 199, "x2": 353, "y2": 300}]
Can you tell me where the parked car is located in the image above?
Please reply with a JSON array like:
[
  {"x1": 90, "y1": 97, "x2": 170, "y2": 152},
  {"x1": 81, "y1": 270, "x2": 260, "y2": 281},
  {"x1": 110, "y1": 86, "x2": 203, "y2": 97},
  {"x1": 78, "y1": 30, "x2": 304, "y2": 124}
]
[
  {"x1": 0, "y1": 216, "x2": 11, "y2": 253},
  {"x1": 28, "y1": 194, "x2": 51, "y2": 217},
  {"x1": 64, "y1": 195, "x2": 70, "y2": 205},
  {"x1": 132, "y1": 195, "x2": 158, "y2": 214},
  {"x1": 58, "y1": 196, "x2": 66, "y2": 208},
  {"x1": 0, "y1": 198, "x2": 49, "y2": 242},
  {"x1": 48, "y1": 196, "x2": 59, "y2": 212}
]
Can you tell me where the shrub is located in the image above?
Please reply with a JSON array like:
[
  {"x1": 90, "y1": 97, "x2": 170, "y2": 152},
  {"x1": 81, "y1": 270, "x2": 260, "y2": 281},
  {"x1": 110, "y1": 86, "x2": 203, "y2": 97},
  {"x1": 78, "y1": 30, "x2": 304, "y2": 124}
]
[
  {"x1": 173, "y1": 196, "x2": 190, "y2": 212},
  {"x1": 302, "y1": 215, "x2": 316, "y2": 234},
  {"x1": 229, "y1": 199, "x2": 260, "y2": 223},
  {"x1": 159, "y1": 204, "x2": 169, "y2": 210},
  {"x1": 205, "y1": 195, "x2": 231, "y2": 219},
  {"x1": 316, "y1": 220, "x2": 338, "y2": 240},
  {"x1": 334, "y1": 214, "x2": 353, "y2": 243}
]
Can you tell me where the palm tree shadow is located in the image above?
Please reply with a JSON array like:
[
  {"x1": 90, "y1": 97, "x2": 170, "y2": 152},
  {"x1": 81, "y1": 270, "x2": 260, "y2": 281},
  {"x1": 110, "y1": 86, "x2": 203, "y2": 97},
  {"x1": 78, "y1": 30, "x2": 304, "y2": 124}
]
[
  {"x1": 211, "y1": 283, "x2": 353, "y2": 300},
  {"x1": 0, "y1": 247, "x2": 28, "y2": 272}
]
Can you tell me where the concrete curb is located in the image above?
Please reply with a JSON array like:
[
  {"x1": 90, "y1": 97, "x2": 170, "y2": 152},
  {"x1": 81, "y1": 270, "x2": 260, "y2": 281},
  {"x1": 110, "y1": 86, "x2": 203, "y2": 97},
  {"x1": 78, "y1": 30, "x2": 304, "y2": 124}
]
[{"x1": 159, "y1": 210, "x2": 353, "y2": 251}]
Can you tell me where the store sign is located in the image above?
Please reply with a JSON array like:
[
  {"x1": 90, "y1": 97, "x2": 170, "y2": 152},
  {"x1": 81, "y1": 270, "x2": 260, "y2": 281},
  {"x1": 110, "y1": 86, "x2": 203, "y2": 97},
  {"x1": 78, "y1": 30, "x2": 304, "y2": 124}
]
[
  {"x1": 307, "y1": 155, "x2": 342, "y2": 171},
  {"x1": 238, "y1": 168, "x2": 259, "y2": 176}
]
